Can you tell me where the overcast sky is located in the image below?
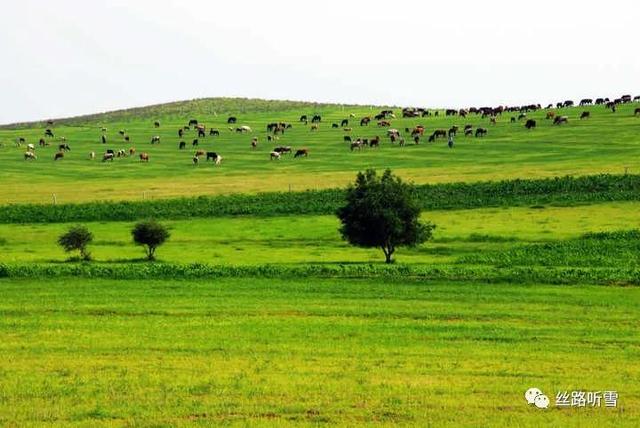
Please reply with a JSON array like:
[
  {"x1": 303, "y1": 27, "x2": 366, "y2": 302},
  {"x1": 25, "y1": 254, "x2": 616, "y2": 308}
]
[{"x1": 1, "y1": 0, "x2": 638, "y2": 123}]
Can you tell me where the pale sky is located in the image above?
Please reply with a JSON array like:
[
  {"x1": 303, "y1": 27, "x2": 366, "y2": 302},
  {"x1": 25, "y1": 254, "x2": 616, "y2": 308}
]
[{"x1": 1, "y1": 0, "x2": 638, "y2": 124}]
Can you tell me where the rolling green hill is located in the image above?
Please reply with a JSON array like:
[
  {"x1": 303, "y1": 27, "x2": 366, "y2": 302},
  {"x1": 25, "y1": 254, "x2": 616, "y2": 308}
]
[
  {"x1": 0, "y1": 99, "x2": 638, "y2": 204},
  {"x1": 0, "y1": 97, "x2": 381, "y2": 129}
]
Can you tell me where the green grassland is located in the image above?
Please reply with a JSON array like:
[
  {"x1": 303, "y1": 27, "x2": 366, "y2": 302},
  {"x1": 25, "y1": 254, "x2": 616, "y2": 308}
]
[
  {"x1": 0, "y1": 100, "x2": 638, "y2": 203},
  {"x1": 0, "y1": 202, "x2": 637, "y2": 266},
  {"x1": 1, "y1": 277, "x2": 638, "y2": 427},
  {"x1": 1, "y1": 98, "x2": 639, "y2": 426}
]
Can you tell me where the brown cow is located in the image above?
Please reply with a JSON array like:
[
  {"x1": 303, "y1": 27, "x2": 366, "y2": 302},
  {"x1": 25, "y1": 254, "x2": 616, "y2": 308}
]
[
  {"x1": 546, "y1": 111, "x2": 556, "y2": 120},
  {"x1": 129, "y1": 147, "x2": 136, "y2": 156},
  {"x1": 294, "y1": 148, "x2": 309, "y2": 158},
  {"x1": 139, "y1": 152, "x2": 149, "y2": 162},
  {"x1": 54, "y1": 152, "x2": 64, "y2": 161}
]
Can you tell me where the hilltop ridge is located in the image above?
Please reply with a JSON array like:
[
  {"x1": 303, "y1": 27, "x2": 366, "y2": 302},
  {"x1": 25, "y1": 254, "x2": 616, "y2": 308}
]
[{"x1": 0, "y1": 97, "x2": 395, "y2": 129}]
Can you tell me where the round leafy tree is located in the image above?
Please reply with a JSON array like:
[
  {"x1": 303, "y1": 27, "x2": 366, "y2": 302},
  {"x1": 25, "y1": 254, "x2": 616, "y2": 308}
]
[
  {"x1": 131, "y1": 220, "x2": 170, "y2": 261},
  {"x1": 337, "y1": 169, "x2": 435, "y2": 263},
  {"x1": 57, "y1": 225, "x2": 93, "y2": 261}
]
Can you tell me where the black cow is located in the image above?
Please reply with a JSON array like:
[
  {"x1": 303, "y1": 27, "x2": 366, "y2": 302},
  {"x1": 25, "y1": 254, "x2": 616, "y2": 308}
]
[
  {"x1": 553, "y1": 116, "x2": 569, "y2": 125},
  {"x1": 525, "y1": 119, "x2": 536, "y2": 129},
  {"x1": 273, "y1": 146, "x2": 292, "y2": 154},
  {"x1": 340, "y1": 119, "x2": 349, "y2": 127},
  {"x1": 227, "y1": 116, "x2": 237, "y2": 124},
  {"x1": 179, "y1": 141, "x2": 186, "y2": 150},
  {"x1": 188, "y1": 119, "x2": 198, "y2": 126},
  {"x1": 45, "y1": 129, "x2": 54, "y2": 138},
  {"x1": 210, "y1": 129, "x2": 219, "y2": 136},
  {"x1": 475, "y1": 128, "x2": 488, "y2": 137},
  {"x1": 580, "y1": 111, "x2": 590, "y2": 119}
]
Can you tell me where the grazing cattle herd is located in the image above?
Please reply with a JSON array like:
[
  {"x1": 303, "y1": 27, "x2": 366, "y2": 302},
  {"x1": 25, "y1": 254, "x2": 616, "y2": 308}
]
[{"x1": 9, "y1": 94, "x2": 639, "y2": 167}]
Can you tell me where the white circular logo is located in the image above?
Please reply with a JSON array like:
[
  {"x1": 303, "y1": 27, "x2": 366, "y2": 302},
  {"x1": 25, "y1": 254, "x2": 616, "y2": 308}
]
[
  {"x1": 534, "y1": 394, "x2": 550, "y2": 409},
  {"x1": 525, "y1": 387, "x2": 542, "y2": 405}
]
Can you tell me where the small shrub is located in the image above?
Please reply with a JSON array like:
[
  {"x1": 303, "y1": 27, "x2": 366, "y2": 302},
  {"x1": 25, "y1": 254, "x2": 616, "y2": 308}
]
[
  {"x1": 131, "y1": 220, "x2": 170, "y2": 261},
  {"x1": 57, "y1": 225, "x2": 93, "y2": 261}
]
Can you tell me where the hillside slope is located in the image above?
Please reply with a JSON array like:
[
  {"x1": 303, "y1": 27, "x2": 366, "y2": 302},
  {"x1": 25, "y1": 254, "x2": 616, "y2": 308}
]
[{"x1": 0, "y1": 97, "x2": 389, "y2": 129}]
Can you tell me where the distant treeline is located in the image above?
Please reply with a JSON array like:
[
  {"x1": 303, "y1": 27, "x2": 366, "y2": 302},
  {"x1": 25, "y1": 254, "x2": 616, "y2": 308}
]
[{"x1": 0, "y1": 174, "x2": 638, "y2": 224}]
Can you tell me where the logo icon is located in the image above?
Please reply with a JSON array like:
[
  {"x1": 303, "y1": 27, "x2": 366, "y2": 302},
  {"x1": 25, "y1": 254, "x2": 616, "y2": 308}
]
[{"x1": 525, "y1": 387, "x2": 549, "y2": 409}]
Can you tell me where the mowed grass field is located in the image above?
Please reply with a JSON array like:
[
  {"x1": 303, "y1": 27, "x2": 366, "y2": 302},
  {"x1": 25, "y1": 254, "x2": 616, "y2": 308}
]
[
  {"x1": 0, "y1": 100, "x2": 639, "y2": 203},
  {"x1": 1, "y1": 277, "x2": 638, "y2": 427}
]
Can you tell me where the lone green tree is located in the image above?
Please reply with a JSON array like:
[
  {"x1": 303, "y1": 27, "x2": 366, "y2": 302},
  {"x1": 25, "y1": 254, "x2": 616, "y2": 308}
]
[
  {"x1": 57, "y1": 225, "x2": 93, "y2": 261},
  {"x1": 131, "y1": 220, "x2": 170, "y2": 261},
  {"x1": 337, "y1": 169, "x2": 435, "y2": 263}
]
